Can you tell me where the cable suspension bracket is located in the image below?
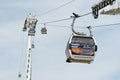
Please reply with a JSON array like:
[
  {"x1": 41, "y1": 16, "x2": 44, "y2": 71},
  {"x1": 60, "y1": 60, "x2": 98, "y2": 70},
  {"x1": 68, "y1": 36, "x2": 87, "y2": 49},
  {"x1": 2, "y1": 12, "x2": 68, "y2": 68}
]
[
  {"x1": 71, "y1": 13, "x2": 80, "y2": 35},
  {"x1": 71, "y1": 13, "x2": 86, "y2": 36},
  {"x1": 87, "y1": 26, "x2": 93, "y2": 37},
  {"x1": 71, "y1": 13, "x2": 93, "y2": 36}
]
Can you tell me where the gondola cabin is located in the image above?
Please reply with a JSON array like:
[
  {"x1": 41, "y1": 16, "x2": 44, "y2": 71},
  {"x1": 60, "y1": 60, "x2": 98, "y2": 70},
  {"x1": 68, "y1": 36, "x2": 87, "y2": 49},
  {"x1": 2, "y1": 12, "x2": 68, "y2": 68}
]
[
  {"x1": 41, "y1": 27, "x2": 47, "y2": 34},
  {"x1": 65, "y1": 34, "x2": 97, "y2": 64}
]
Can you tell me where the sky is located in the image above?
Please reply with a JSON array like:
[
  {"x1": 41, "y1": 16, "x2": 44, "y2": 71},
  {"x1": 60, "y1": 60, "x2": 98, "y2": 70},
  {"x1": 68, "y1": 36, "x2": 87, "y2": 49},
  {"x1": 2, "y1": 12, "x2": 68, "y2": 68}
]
[{"x1": 0, "y1": 0, "x2": 120, "y2": 80}]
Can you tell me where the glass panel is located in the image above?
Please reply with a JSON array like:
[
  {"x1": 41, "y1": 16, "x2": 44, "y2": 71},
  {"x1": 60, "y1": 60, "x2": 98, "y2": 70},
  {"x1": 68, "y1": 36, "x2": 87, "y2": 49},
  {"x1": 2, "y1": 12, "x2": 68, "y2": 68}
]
[{"x1": 71, "y1": 36, "x2": 95, "y2": 56}]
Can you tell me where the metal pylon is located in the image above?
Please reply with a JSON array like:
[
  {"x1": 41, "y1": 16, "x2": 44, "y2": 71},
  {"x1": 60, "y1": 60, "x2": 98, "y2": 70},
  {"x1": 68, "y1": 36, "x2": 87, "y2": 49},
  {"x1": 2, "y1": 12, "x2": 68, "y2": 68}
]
[{"x1": 23, "y1": 14, "x2": 38, "y2": 80}]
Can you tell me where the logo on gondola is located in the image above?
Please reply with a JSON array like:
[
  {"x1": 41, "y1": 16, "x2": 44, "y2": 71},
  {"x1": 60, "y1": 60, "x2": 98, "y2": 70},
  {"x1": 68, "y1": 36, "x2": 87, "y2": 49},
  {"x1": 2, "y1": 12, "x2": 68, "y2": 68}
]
[{"x1": 74, "y1": 56, "x2": 92, "y2": 59}]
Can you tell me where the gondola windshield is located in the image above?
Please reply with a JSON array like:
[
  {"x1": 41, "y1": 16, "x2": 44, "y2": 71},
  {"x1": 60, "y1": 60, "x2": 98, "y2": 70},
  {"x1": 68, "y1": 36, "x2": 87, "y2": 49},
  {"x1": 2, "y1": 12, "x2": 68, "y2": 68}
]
[{"x1": 71, "y1": 36, "x2": 95, "y2": 56}]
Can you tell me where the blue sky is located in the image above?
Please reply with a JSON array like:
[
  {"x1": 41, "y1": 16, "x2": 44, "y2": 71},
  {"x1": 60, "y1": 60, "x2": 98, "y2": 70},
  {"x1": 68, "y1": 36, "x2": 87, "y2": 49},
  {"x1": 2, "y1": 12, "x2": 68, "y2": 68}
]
[{"x1": 0, "y1": 0, "x2": 120, "y2": 80}]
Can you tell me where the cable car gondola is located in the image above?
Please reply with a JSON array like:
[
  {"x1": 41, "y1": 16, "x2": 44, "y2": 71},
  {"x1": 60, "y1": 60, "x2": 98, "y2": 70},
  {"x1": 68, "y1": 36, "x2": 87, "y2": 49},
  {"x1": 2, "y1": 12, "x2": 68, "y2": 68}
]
[
  {"x1": 65, "y1": 13, "x2": 97, "y2": 64},
  {"x1": 41, "y1": 24, "x2": 47, "y2": 34},
  {"x1": 65, "y1": 34, "x2": 97, "y2": 64},
  {"x1": 41, "y1": 27, "x2": 47, "y2": 34}
]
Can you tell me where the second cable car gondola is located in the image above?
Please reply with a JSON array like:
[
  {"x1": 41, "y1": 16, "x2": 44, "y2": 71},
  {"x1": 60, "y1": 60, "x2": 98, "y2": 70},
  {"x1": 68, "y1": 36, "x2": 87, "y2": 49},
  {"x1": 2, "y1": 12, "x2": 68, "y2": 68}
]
[
  {"x1": 41, "y1": 24, "x2": 47, "y2": 34},
  {"x1": 65, "y1": 34, "x2": 97, "y2": 64},
  {"x1": 41, "y1": 27, "x2": 47, "y2": 34}
]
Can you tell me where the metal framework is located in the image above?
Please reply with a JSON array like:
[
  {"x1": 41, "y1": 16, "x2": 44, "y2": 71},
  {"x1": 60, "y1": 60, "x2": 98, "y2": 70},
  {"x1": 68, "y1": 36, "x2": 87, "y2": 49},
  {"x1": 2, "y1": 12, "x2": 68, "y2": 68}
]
[
  {"x1": 100, "y1": 2, "x2": 120, "y2": 15},
  {"x1": 100, "y1": 7, "x2": 120, "y2": 15},
  {"x1": 23, "y1": 14, "x2": 38, "y2": 80},
  {"x1": 92, "y1": 0, "x2": 116, "y2": 19}
]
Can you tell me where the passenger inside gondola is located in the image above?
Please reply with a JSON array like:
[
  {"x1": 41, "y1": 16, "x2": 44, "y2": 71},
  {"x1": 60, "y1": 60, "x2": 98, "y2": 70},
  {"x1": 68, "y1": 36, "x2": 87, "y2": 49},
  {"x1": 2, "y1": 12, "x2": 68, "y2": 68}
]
[{"x1": 71, "y1": 47, "x2": 85, "y2": 54}]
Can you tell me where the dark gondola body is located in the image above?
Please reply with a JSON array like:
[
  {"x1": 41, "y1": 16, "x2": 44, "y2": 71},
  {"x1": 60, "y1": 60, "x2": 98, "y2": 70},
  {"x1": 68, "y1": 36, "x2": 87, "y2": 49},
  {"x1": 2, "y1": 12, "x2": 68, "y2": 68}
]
[{"x1": 65, "y1": 34, "x2": 97, "y2": 64}]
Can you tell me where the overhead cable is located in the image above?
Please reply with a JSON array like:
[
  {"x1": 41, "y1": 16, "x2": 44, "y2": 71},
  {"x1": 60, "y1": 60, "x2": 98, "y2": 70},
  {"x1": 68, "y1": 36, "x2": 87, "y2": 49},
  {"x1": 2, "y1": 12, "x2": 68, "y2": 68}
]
[
  {"x1": 46, "y1": 25, "x2": 70, "y2": 28},
  {"x1": 93, "y1": 22, "x2": 120, "y2": 28},
  {"x1": 40, "y1": 17, "x2": 72, "y2": 24},
  {"x1": 46, "y1": 22, "x2": 120, "y2": 28},
  {"x1": 38, "y1": 0, "x2": 75, "y2": 17},
  {"x1": 40, "y1": 12, "x2": 92, "y2": 24},
  {"x1": 74, "y1": 12, "x2": 92, "y2": 18}
]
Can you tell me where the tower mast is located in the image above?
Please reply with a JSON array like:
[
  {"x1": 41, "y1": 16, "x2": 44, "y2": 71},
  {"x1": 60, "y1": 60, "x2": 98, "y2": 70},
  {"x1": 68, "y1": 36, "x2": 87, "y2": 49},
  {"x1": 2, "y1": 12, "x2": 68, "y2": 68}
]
[{"x1": 23, "y1": 14, "x2": 38, "y2": 80}]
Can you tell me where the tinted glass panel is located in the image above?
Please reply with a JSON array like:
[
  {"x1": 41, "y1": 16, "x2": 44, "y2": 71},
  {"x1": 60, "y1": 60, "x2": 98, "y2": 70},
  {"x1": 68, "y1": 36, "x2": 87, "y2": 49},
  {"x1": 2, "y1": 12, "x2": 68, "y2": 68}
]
[{"x1": 71, "y1": 36, "x2": 95, "y2": 56}]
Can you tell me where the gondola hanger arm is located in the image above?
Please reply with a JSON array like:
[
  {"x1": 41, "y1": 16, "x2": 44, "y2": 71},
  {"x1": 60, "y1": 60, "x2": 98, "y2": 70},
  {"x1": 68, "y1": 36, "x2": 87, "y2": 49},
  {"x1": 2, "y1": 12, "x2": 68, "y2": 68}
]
[
  {"x1": 87, "y1": 26, "x2": 93, "y2": 37},
  {"x1": 71, "y1": 13, "x2": 81, "y2": 35},
  {"x1": 71, "y1": 13, "x2": 93, "y2": 36},
  {"x1": 71, "y1": 13, "x2": 87, "y2": 35}
]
